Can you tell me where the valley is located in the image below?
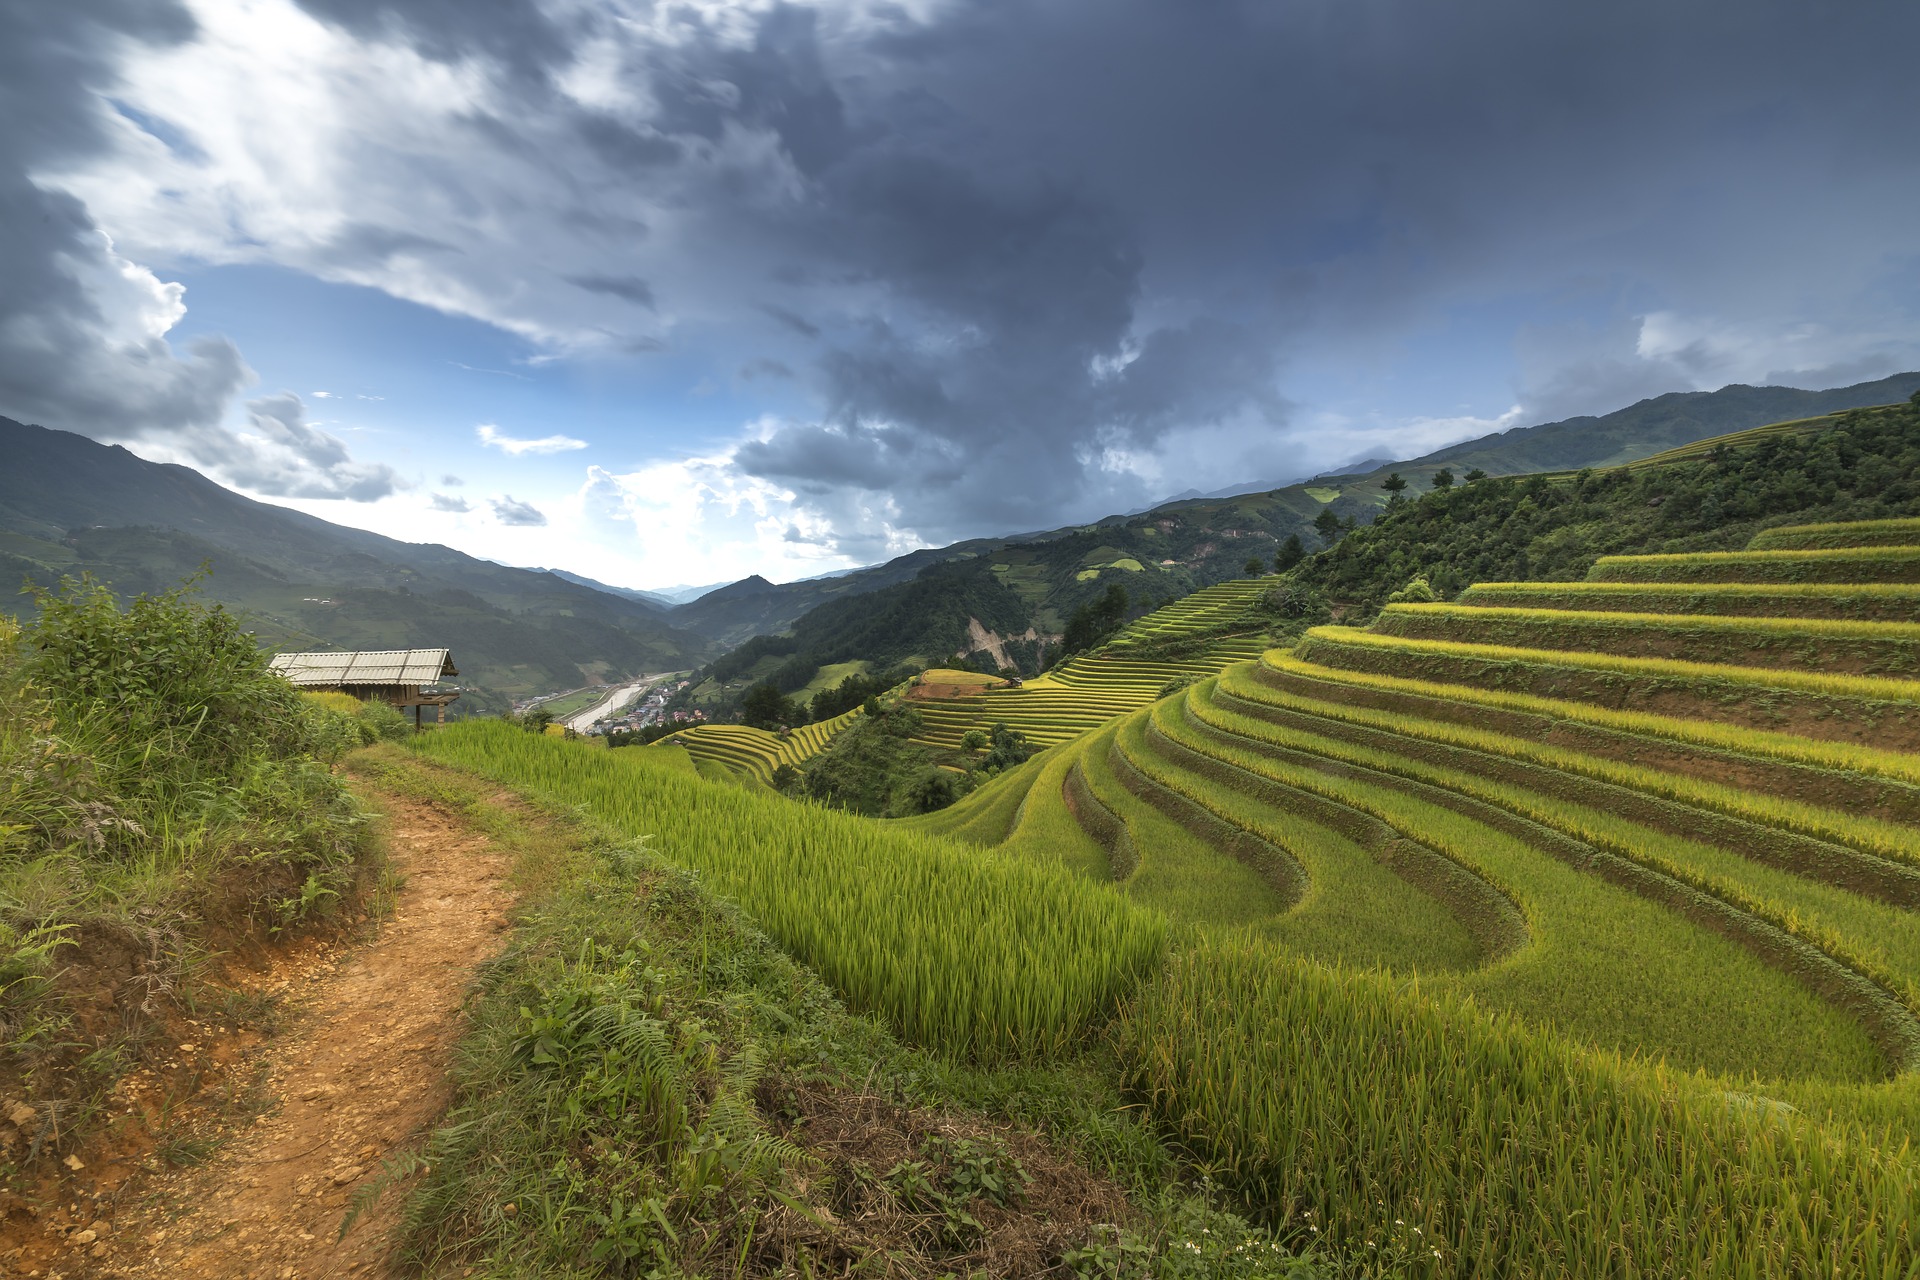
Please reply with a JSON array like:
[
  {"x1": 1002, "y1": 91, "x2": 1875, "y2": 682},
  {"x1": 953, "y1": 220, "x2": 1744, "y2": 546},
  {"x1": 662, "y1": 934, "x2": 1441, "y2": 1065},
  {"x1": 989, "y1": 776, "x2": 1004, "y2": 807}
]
[{"x1": 8, "y1": 388, "x2": 1920, "y2": 1279}]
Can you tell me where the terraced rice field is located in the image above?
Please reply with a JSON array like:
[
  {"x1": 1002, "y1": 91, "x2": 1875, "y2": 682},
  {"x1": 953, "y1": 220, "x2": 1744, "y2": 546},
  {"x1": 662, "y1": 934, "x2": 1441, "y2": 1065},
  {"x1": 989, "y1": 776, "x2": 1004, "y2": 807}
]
[
  {"x1": 656, "y1": 702, "x2": 866, "y2": 781},
  {"x1": 897, "y1": 514, "x2": 1920, "y2": 1271},
  {"x1": 904, "y1": 578, "x2": 1274, "y2": 750},
  {"x1": 416, "y1": 510, "x2": 1920, "y2": 1274}
]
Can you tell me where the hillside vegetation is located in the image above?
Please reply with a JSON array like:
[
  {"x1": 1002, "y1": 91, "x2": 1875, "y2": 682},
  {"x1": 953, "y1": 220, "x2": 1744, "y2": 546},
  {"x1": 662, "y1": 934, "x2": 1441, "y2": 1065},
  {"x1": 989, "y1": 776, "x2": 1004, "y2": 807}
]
[
  {"x1": 1298, "y1": 391, "x2": 1920, "y2": 611},
  {"x1": 0, "y1": 417, "x2": 714, "y2": 713},
  {"x1": 0, "y1": 577, "x2": 385, "y2": 1165},
  {"x1": 210, "y1": 400, "x2": 1920, "y2": 1276}
]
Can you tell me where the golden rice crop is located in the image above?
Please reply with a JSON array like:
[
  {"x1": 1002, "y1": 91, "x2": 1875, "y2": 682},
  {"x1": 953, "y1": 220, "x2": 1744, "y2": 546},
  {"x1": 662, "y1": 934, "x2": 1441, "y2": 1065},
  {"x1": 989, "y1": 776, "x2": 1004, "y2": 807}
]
[
  {"x1": 1454, "y1": 580, "x2": 1920, "y2": 621},
  {"x1": 1748, "y1": 517, "x2": 1920, "y2": 551},
  {"x1": 1227, "y1": 662, "x2": 1920, "y2": 867},
  {"x1": 415, "y1": 721, "x2": 1165, "y2": 1060},
  {"x1": 1587, "y1": 545, "x2": 1920, "y2": 584},
  {"x1": 1121, "y1": 934, "x2": 1919, "y2": 1279},
  {"x1": 1296, "y1": 625, "x2": 1920, "y2": 704},
  {"x1": 1264, "y1": 649, "x2": 1920, "y2": 787}
]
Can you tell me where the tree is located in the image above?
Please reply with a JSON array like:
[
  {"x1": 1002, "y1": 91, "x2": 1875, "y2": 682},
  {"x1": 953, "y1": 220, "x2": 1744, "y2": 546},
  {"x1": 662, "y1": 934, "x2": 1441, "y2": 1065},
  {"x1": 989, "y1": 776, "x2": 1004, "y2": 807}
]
[
  {"x1": 740, "y1": 680, "x2": 796, "y2": 730},
  {"x1": 770, "y1": 763, "x2": 800, "y2": 792},
  {"x1": 1464, "y1": 467, "x2": 1487, "y2": 483},
  {"x1": 960, "y1": 728, "x2": 989, "y2": 751},
  {"x1": 1386, "y1": 574, "x2": 1439, "y2": 604},
  {"x1": 981, "y1": 722, "x2": 1033, "y2": 771},
  {"x1": 1430, "y1": 467, "x2": 1455, "y2": 490},
  {"x1": 1312, "y1": 507, "x2": 1346, "y2": 546},
  {"x1": 1274, "y1": 533, "x2": 1306, "y2": 572},
  {"x1": 1381, "y1": 472, "x2": 1408, "y2": 503},
  {"x1": 1244, "y1": 556, "x2": 1267, "y2": 576},
  {"x1": 1061, "y1": 583, "x2": 1129, "y2": 654},
  {"x1": 905, "y1": 769, "x2": 959, "y2": 814}
]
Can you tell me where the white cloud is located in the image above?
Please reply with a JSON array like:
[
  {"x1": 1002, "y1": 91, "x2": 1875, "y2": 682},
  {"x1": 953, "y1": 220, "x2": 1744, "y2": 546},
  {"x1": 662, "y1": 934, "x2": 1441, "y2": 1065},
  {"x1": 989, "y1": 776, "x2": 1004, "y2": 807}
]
[
  {"x1": 490, "y1": 494, "x2": 548, "y2": 526},
  {"x1": 477, "y1": 423, "x2": 588, "y2": 455}
]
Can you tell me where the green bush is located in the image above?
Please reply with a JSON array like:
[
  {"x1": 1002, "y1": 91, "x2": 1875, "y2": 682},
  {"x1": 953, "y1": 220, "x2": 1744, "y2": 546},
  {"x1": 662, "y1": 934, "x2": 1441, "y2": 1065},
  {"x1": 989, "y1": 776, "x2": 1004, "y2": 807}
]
[{"x1": 1, "y1": 576, "x2": 373, "y2": 1106}]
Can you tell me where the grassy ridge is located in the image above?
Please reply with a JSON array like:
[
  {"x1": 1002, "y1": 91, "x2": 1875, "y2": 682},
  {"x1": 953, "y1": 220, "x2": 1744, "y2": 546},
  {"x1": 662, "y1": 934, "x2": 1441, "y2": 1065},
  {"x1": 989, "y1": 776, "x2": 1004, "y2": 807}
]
[
  {"x1": 1294, "y1": 626, "x2": 1920, "y2": 748},
  {"x1": 413, "y1": 722, "x2": 1164, "y2": 1060},
  {"x1": 1749, "y1": 517, "x2": 1920, "y2": 551},
  {"x1": 1197, "y1": 676, "x2": 1920, "y2": 1075},
  {"x1": 1372, "y1": 602, "x2": 1920, "y2": 675},
  {"x1": 1123, "y1": 934, "x2": 1919, "y2": 1280},
  {"x1": 1588, "y1": 546, "x2": 1920, "y2": 584},
  {"x1": 1454, "y1": 579, "x2": 1920, "y2": 622},
  {"x1": 1265, "y1": 650, "x2": 1920, "y2": 787},
  {"x1": 1176, "y1": 682, "x2": 1882, "y2": 1081},
  {"x1": 1236, "y1": 663, "x2": 1920, "y2": 880}
]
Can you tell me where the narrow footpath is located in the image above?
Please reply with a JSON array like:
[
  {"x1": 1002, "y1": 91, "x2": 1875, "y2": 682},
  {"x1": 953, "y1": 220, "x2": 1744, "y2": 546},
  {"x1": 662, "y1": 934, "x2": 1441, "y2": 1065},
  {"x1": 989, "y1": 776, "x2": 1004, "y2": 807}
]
[{"x1": 108, "y1": 793, "x2": 514, "y2": 1280}]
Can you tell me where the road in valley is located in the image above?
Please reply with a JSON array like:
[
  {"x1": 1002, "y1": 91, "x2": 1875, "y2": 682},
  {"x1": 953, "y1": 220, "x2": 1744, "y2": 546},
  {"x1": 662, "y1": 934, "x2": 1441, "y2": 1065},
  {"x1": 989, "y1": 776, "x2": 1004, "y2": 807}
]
[{"x1": 564, "y1": 674, "x2": 663, "y2": 733}]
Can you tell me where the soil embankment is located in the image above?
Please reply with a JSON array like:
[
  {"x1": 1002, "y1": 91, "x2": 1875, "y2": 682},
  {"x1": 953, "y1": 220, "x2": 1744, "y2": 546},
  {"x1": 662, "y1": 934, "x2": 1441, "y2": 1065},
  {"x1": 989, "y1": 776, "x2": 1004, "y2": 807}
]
[{"x1": 91, "y1": 791, "x2": 512, "y2": 1279}]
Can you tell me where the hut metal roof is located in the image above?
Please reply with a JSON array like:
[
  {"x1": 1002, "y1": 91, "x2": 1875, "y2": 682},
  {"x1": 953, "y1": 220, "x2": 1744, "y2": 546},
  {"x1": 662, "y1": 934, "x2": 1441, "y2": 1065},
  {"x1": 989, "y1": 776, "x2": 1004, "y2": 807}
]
[{"x1": 269, "y1": 648, "x2": 458, "y2": 686}]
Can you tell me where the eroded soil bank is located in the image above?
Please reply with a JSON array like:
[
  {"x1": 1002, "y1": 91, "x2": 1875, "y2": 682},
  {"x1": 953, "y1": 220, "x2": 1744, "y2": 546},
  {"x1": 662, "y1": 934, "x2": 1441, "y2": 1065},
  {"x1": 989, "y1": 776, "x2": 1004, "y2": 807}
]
[{"x1": 9, "y1": 790, "x2": 513, "y2": 1280}]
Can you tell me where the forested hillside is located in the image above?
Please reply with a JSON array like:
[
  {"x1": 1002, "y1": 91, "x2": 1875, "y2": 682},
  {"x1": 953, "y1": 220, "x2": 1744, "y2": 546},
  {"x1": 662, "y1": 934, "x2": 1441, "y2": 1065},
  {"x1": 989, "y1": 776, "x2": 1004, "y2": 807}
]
[
  {"x1": 1298, "y1": 392, "x2": 1920, "y2": 612},
  {"x1": 664, "y1": 374, "x2": 1920, "y2": 716},
  {"x1": 0, "y1": 417, "x2": 715, "y2": 712}
]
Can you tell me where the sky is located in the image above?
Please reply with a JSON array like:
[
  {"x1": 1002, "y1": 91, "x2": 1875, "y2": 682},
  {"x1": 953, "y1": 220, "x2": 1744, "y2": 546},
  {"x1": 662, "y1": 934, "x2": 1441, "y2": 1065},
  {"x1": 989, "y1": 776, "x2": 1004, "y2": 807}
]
[{"x1": 4, "y1": 1, "x2": 1919, "y2": 590}]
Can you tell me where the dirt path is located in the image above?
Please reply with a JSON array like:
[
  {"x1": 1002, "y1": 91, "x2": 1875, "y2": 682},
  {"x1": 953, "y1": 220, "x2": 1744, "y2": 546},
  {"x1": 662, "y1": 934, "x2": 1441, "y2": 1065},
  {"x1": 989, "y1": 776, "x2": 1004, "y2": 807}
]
[{"x1": 103, "y1": 794, "x2": 514, "y2": 1280}]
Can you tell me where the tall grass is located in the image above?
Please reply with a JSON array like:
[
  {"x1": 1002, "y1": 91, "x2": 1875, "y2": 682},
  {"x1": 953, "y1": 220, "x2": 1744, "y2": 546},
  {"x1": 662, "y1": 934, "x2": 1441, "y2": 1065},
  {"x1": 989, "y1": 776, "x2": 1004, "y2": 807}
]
[
  {"x1": 1299, "y1": 625, "x2": 1920, "y2": 703},
  {"x1": 1455, "y1": 580, "x2": 1920, "y2": 622},
  {"x1": 1121, "y1": 934, "x2": 1919, "y2": 1279},
  {"x1": 1265, "y1": 650, "x2": 1920, "y2": 788},
  {"x1": 1, "y1": 577, "x2": 374, "y2": 1123},
  {"x1": 412, "y1": 722, "x2": 1165, "y2": 1060},
  {"x1": 1374, "y1": 602, "x2": 1920, "y2": 676},
  {"x1": 1588, "y1": 546, "x2": 1920, "y2": 584},
  {"x1": 1748, "y1": 517, "x2": 1920, "y2": 551}
]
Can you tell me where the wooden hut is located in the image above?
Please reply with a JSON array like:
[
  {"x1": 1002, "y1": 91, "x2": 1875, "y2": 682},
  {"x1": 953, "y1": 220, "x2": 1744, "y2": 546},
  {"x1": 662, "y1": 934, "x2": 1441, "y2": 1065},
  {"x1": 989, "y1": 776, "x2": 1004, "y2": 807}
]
[{"x1": 269, "y1": 648, "x2": 460, "y2": 728}]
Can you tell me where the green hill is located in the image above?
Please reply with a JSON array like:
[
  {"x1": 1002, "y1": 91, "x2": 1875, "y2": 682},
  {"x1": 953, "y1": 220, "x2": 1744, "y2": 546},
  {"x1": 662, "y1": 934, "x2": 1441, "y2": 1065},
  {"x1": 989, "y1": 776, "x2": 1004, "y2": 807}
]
[
  {"x1": 0, "y1": 416, "x2": 716, "y2": 713},
  {"x1": 660, "y1": 374, "x2": 1920, "y2": 710}
]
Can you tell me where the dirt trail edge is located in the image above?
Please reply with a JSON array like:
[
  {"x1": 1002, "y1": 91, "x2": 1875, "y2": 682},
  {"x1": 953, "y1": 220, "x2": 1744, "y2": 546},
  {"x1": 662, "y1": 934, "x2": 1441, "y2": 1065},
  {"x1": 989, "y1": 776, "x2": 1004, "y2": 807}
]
[{"x1": 120, "y1": 791, "x2": 514, "y2": 1280}]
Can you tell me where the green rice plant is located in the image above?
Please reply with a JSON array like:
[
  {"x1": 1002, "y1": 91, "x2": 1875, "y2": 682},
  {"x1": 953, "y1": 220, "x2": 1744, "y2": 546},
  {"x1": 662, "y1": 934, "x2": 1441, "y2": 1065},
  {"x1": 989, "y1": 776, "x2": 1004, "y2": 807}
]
[
  {"x1": 1173, "y1": 682, "x2": 1884, "y2": 1081},
  {"x1": 1189, "y1": 682, "x2": 1920, "y2": 1074},
  {"x1": 1373, "y1": 603, "x2": 1920, "y2": 676},
  {"x1": 1264, "y1": 649, "x2": 1920, "y2": 790},
  {"x1": 1294, "y1": 627, "x2": 1920, "y2": 747},
  {"x1": 1748, "y1": 516, "x2": 1920, "y2": 551},
  {"x1": 1301, "y1": 624, "x2": 1920, "y2": 703},
  {"x1": 996, "y1": 736, "x2": 1113, "y2": 882},
  {"x1": 1063, "y1": 722, "x2": 1300, "y2": 931},
  {"x1": 1120, "y1": 700, "x2": 1495, "y2": 973},
  {"x1": 1119, "y1": 933, "x2": 1919, "y2": 1279},
  {"x1": 1215, "y1": 674, "x2": 1920, "y2": 1034},
  {"x1": 1587, "y1": 545, "x2": 1920, "y2": 584},
  {"x1": 900, "y1": 743, "x2": 1048, "y2": 845},
  {"x1": 413, "y1": 722, "x2": 1164, "y2": 1060},
  {"x1": 1454, "y1": 579, "x2": 1920, "y2": 622},
  {"x1": 1227, "y1": 662, "x2": 1920, "y2": 885}
]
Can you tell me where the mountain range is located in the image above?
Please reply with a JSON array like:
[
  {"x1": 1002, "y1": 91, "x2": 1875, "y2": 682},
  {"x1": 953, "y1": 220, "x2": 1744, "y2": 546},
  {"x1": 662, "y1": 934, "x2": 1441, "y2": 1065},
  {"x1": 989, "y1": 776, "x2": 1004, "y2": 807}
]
[{"x1": 3, "y1": 371, "x2": 1915, "y2": 712}]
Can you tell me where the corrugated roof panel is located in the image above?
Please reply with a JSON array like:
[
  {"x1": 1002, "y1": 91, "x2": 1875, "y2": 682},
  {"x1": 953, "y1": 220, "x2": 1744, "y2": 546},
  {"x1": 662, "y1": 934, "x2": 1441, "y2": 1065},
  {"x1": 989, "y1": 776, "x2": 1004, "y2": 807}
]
[{"x1": 270, "y1": 648, "x2": 455, "y2": 686}]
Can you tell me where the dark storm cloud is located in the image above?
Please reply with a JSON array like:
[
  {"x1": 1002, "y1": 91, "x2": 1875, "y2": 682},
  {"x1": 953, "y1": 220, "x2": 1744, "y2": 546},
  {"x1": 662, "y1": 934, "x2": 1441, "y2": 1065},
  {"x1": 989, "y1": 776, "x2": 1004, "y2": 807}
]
[
  {"x1": 566, "y1": 273, "x2": 656, "y2": 308},
  {"x1": 290, "y1": 0, "x2": 569, "y2": 83},
  {"x1": 0, "y1": 0, "x2": 408, "y2": 501},
  {"x1": 13, "y1": 0, "x2": 1920, "y2": 553},
  {"x1": 0, "y1": 0, "x2": 247, "y2": 440},
  {"x1": 720, "y1": 0, "x2": 1919, "y2": 542},
  {"x1": 225, "y1": 394, "x2": 404, "y2": 501}
]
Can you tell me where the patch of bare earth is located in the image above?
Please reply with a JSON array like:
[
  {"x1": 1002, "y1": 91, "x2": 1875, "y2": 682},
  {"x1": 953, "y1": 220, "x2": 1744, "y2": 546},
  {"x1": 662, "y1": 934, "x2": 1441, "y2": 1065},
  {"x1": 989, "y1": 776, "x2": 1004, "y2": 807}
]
[{"x1": 45, "y1": 796, "x2": 513, "y2": 1280}]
